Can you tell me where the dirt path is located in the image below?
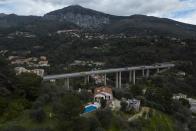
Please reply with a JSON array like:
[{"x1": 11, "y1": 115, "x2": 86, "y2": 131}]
[{"x1": 128, "y1": 107, "x2": 150, "y2": 121}]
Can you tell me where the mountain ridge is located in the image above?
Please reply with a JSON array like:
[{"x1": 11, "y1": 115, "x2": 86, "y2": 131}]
[
  {"x1": 0, "y1": 5, "x2": 196, "y2": 38},
  {"x1": 44, "y1": 5, "x2": 115, "y2": 28}
]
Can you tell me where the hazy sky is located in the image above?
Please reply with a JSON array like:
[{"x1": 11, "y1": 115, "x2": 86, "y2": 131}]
[{"x1": 0, "y1": 0, "x2": 196, "y2": 25}]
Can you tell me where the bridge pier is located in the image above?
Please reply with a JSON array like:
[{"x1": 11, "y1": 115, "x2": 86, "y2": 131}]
[
  {"x1": 119, "y1": 72, "x2": 122, "y2": 88},
  {"x1": 104, "y1": 74, "x2": 107, "y2": 86},
  {"x1": 64, "y1": 78, "x2": 70, "y2": 90},
  {"x1": 146, "y1": 69, "x2": 150, "y2": 78},
  {"x1": 133, "y1": 70, "x2": 136, "y2": 85},
  {"x1": 129, "y1": 71, "x2": 132, "y2": 83},
  {"x1": 84, "y1": 77, "x2": 87, "y2": 84},
  {"x1": 142, "y1": 69, "x2": 145, "y2": 77},
  {"x1": 157, "y1": 68, "x2": 160, "y2": 73},
  {"x1": 87, "y1": 75, "x2": 90, "y2": 83},
  {"x1": 116, "y1": 72, "x2": 119, "y2": 88},
  {"x1": 84, "y1": 75, "x2": 90, "y2": 84}
]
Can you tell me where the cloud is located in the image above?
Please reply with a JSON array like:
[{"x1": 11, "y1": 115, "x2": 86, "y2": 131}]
[
  {"x1": 174, "y1": 10, "x2": 196, "y2": 25},
  {"x1": 0, "y1": 0, "x2": 196, "y2": 25},
  {"x1": 0, "y1": 0, "x2": 64, "y2": 15}
]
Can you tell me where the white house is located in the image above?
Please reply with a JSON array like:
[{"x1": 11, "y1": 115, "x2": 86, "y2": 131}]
[
  {"x1": 94, "y1": 87, "x2": 113, "y2": 102},
  {"x1": 15, "y1": 67, "x2": 44, "y2": 77},
  {"x1": 173, "y1": 93, "x2": 187, "y2": 100}
]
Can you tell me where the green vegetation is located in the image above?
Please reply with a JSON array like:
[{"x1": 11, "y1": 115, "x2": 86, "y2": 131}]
[
  {"x1": 0, "y1": 17, "x2": 196, "y2": 130},
  {"x1": 0, "y1": 56, "x2": 195, "y2": 130},
  {"x1": 137, "y1": 109, "x2": 175, "y2": 131}
]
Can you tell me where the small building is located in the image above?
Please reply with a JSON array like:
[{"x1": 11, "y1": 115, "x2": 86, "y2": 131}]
[
  {"x1": 40, "y1": 56, "x2": 47, "y2": 61},
  {"x1": 91, "y1": 74, "x2": 104, "y2": 84},
  {"x1": 15, "y1": 67, "x2": 28, "y2": 75},
  {"x1": 94, "y1": 87, "x2": 113, "y2": 102},
  {"x1": 50, "y1": 79, "x2": 56, "y2": 83},
  {"x1": 176, "y1": 71, "x2": 186, "y2": 77},
  {"x1": 31, "y1": 69, "x2": 45, "y2": 77},
  {"x1": 15, "y1": 67, "x2": 44, "y2": 77},
  {"x1": 173, "y1": 93, "x2": 187, "y2": 100},
  {"x1": 8, "y1": 56, "x2": 20, "y2": 61},
  {"x1": 122, "y1": 99, "x2": 141, "y2": 112},
  {"x1": 39, "y1": 61, "x2": 50, "y2": 67}
]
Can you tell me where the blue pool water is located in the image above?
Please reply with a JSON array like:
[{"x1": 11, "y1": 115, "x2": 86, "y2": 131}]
[{"x1": 84, "y1": 106, "x2": 97, "y2": 113}]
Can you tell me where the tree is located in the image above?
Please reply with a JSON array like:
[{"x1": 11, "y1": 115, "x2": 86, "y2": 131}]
[
  {"x1": 3, "y1": 98, "x2": 30, "y2": 121},
  {"x1": 0, "y1": 57, "x2": 16, "y2": 97},
  {"x1": 54, "y1": 93, "x2": 81, "y2": 121},
  {"x1": 171, "y1": 100, "x2": 192, "y2": 123},
  {"x1": 73, "y1": 117, "x2": 91, "y2": 131},
  {"x1": 179, "y1": 98, "x2": 191, "y2": 108},
  {"x1": 100, "y1": 98, "x2": 107, "y2": 109},
  {"x1": 16, "y1": 73, "x2": 42, "y2": 101},
  {"x1": 95, "y1": 109, "x2": 113, "y2": 129},
  {"x1": 130, "y1": 85, "x2": 143, "y2": 97},
  {"x1": 120, "y1": 101, "x2": 128, "y2": 112},
  {"x1": 0, "y1": 97, "x2": 8, "y2": 115},
  {"x1": 54, "y1": 93, "x2": 82, "y2": 130},
  {"x1": 113, "y1": 88, "x2": 133, "y2": 99},
  {"x1": 189, "y1": 118, "x2": 196, "y2": 131},
  {"x1": 145, "y1": 86, "x2": 173, "y2": 113},
  {"x1": 30, "y1": 107, "x2": 46, "y2": 122}
]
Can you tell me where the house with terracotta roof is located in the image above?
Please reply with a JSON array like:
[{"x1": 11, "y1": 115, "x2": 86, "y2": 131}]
[{"x1": 94, "y1": 87, "x2": 113, "y2": 102}]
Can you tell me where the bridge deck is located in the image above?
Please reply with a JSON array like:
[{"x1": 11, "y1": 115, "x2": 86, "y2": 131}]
[{"x1": 43, "y1": 64, "x2": 174, "y2": 81}]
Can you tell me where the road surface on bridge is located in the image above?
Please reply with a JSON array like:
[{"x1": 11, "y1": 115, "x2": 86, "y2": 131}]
[{"x1": 43, "y1": 63, "x2": 175, "y2": 81}]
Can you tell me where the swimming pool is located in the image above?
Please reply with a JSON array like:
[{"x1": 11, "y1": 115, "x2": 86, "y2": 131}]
[{"x1": 83, "y1": 105, "x2": 97, "y2": 113}]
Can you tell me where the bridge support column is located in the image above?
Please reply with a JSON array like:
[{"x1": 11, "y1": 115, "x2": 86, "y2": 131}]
[
  {"x1": 142, "y1": 69, "x2": 145, "y2": 77},
  {"x1": 64, "y1": 78, "x2": 70, "y2": 90},
  {"x1": 146, "y1": 69, "x2": 150, "y2": 78},
  {"x1": 119, "y1": 72, "x2": 122, "y2": 88},
  {"x1": 104, "y1": 74, "x2": 107, "y2": 86},
  {"x1": 129, "y1": 71, "x2": 132, "y2": 83},
  {"x1": 87, "y1": 75, "x2": 90, "y2": 83},
  {"x1": 84, "y1": 77, "x2": 87, "y2": 84},
  {"x1": 133, "y1": 70, "x2": 136, "y2": 85},
  {"x1": 157, "y1": 68, "x2": 160, "y2": 73},
  {"x1": 116, "y1": 72, "x2": 119, "y2": 88},
  {"x1": 84, "y1": 75, "x2": 90, "y2": 84}
]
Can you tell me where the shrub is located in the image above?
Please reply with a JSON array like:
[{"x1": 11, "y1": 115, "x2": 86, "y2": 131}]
[
  {"x1": 53, "y1": 93, "x2": 81, "y2": 121},
  {"x1": 113, "y1": 88, "x2": 133, "y2": 99},
  {"x1": 120, "y1": 101, "x2": 128, "y2": 112},
  {"x1": 2, "y1": 125, "x2": 26, "y2": 131},
  {"x1": 3, "y1": 99, "x2": 29, "y2": 120},
  {"x1": 100, "y1": 98, "x2": 107, "y2": 108},
  {"x1": 30, "y1": 107, "x2": 46, "y2": 122},
  {"x1": 0, "y1": 97, "x2": 8, "y2": 115},
  {"x1": 95, "y1": 109, "x2": 113, "y2": 129},
  {"x1": 179, "y1": 98, "x2": 191, "y2": 108},
  {"x1": 29, "y1": 127, "x2": 52, "y2": 131},
  {"x1": 32, "y1": 99, "x2": 44, "y2": 109}
]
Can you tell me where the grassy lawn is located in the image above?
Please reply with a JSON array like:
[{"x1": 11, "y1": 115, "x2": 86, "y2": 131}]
[
  {"x1": 143, "y1": 110, "x2": 175, "y2": 131},
  {"x1": 0, "y1": 105, "x2": 176, "y2": 131},
  {"x1": 0, "y1": 105, "x2": 57, "y2": 130}
]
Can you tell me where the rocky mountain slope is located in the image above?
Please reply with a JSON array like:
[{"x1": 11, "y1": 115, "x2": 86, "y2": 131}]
[
  {"x1": 44, "y1": 5, "x2": 114, "y2": 28},
  {"x1": 0, "y1": 5, "x2": 196, "y2": 38}
]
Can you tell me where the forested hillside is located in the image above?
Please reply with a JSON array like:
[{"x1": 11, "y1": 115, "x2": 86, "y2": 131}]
[{"x1": 0, "y1": 5, "x2": 196, "y2": 131}]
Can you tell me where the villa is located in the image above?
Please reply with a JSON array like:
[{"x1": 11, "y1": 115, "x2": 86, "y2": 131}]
[
  {"x1": 94, "y1": 87, "x2": 113, "y2": 102},
  {"x1": 173, "y1": 93, "x2": 187, "y2": 100},
  {"x1": 15, "y1": 67, "x2": 44, "y2": 77}
]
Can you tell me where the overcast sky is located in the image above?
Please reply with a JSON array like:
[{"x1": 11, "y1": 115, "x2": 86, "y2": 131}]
[{"x1": 0, "y1": 0, "x2": 196, "y2": 25}]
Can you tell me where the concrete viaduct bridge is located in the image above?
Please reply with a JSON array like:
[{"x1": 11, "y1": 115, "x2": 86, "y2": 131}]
[{"x1": 43, "y1": 63, "x2": 175, "y2": 89}]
